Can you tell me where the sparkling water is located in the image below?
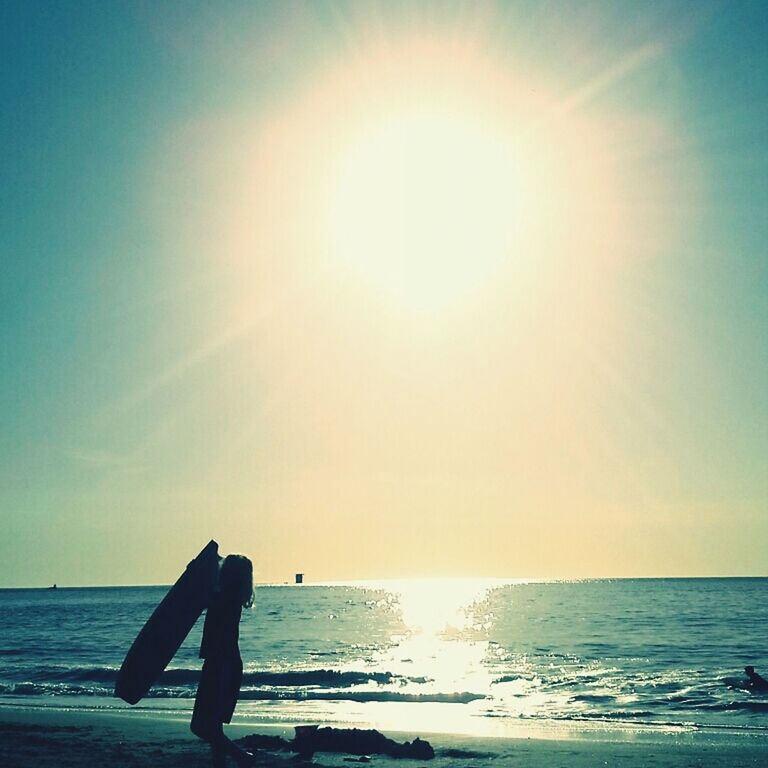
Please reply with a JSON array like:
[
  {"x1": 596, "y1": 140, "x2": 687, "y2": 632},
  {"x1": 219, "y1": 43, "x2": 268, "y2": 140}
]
[{"x1": 1, "y1": 578, "x2": 766, "y2": 735}]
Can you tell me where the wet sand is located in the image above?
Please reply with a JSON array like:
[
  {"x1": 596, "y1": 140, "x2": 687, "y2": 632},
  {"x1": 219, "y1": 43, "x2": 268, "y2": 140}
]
[{"x1": 1, "y1": 705, "x2": 766, "y2": 767}]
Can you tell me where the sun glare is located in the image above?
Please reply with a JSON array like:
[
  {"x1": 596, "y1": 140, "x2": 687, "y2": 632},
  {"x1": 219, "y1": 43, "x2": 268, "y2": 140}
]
[
  {"x1": 216, "y1": 32, "x2": 651, "y2": 330},
  {"x1": 327, "y1": 111, "x2": 528, "y2": 311}
]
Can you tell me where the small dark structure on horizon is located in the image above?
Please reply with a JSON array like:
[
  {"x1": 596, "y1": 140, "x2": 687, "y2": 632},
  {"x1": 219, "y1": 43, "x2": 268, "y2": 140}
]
[{"x1": 295, "y1": 573, "x2": 303, "y2": 585}]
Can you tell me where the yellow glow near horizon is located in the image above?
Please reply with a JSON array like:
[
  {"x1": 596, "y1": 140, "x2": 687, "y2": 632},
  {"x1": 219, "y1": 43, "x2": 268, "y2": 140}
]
[{"x1": 328, "y1": 111, "x2": 528, "y2": 311}]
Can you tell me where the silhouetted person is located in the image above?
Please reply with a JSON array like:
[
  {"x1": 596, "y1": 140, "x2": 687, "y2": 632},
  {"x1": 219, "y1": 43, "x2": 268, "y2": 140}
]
[
  {"x1": 191, "y1": 554, "x2": 255, "y2": 767},
  {"x1": 745, "y1": 666, "x2": 768, "y2": 692}
]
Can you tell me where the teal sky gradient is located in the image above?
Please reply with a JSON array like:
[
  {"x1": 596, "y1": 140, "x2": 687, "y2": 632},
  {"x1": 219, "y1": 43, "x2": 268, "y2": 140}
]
[{"x1": 1, "y1": 1, "x2": 767, "y2": 586}]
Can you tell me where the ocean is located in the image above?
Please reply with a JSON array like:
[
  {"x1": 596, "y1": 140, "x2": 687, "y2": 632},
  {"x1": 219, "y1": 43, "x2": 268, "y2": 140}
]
[{"x1": 1, "y1": 578, "x2": 766, "y2": 737}]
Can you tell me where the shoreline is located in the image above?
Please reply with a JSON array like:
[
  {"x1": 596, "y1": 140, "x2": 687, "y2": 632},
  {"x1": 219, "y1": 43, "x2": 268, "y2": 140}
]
[
  {"x1": 2, "y1": 702, "x2": 768, "y2": 767},
  {"x1": 4, "y1": 698, "x2": 768, "y2": 740},
  {"x1": 3, "y1": 697, "x2": 768, "y2": 743}
]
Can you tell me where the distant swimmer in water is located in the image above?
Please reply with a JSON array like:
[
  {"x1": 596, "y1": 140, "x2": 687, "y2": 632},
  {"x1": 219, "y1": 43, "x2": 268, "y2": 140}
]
[{"x1": 745, "y1": 666, "x2": 768, "y2": 692}]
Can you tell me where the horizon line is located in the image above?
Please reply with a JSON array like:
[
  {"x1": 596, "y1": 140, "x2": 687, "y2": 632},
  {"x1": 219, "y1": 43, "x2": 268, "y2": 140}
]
[{"x1": 2, "y1": 573, "x2": 768, "y2": 590}]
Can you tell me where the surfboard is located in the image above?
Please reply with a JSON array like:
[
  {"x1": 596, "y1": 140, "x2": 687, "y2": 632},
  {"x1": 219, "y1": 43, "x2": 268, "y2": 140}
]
[{"x1": 115, "y1": 540, "x2": 221, "y2": 704}]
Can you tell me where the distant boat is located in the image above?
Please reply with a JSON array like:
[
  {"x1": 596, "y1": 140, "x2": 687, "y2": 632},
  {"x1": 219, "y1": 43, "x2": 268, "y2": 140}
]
[
  {"x1": 48, "y1": 584, "x2": 57, "y2": 590},
  {"x1": 295, "y1": 573, "x2": 304, "y2": 585}
]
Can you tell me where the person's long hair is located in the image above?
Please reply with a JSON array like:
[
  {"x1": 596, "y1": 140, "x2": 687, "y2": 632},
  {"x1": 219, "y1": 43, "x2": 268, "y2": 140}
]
[{"x1": 219, "y1": 554, "x2": 254, "y2": 608}]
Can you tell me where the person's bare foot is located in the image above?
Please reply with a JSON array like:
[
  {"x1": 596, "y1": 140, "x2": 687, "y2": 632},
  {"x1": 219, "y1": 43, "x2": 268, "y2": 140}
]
[
  {"x1": 226, "y1": 739, "x2": 258, "y2": 767},
  {"x1": 232, "y1": 748, "x2": 258, "y2": 767}
]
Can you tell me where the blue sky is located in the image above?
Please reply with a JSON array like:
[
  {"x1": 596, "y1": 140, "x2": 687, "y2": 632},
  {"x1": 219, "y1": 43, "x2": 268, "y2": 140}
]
[{"x1": 1, "y1": 1, "x2": 767, "y2": 586}]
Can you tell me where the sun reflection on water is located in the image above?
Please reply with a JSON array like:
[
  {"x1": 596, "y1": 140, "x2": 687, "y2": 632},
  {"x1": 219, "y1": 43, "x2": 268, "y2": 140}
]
[
  {"x1": 362, "y1": 579, "x2": 510, "y2": 702},
  {"x1": 309, "y1": 578, "x2": 565, "y2": 735},
  {"x1": 392, "y1": 577, "x2": 496, "y2": 634}
]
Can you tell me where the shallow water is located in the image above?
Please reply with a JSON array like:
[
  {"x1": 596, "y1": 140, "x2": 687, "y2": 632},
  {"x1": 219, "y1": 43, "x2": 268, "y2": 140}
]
[{"x1": 1, "y1": 578, "x2": 766, "y2": 734}]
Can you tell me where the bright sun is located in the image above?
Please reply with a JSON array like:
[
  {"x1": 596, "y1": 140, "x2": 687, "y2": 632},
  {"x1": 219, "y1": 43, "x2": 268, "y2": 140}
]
[
  {"x1": 222, "y1": 37, "x2": 633, "y2": 320},
  {"x1": 327, "y1": 110, "x2": 530, "y2": 311}
]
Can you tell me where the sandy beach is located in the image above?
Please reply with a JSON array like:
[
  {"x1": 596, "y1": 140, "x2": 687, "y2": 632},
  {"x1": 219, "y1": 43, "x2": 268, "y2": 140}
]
[{"x1": 1, "y1": 705, "x2": 766, "y2": 768}]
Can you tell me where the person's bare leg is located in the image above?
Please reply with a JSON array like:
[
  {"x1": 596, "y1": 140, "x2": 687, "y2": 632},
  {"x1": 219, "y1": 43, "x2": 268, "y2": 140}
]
[
  {"x1": 210, "y1": 744, "x2": 226, "y2": 768},
  {"x1": 208, "y1": 724, "x2": 227, "y2": 768}
]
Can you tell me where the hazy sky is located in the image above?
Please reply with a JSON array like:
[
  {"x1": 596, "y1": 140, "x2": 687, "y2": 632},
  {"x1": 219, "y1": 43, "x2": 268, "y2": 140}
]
[{"x1": 2, "y1": 1, "x2": 767, "y2": 586}]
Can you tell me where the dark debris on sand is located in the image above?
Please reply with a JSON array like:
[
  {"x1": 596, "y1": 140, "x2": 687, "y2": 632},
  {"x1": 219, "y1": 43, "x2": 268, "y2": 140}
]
[
  {"x1": 237, "y1": 725, "x2": 435, "y2": 760},
  {"x1": 0, "y1": 720, "x2": 434, "y2": 768}
]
